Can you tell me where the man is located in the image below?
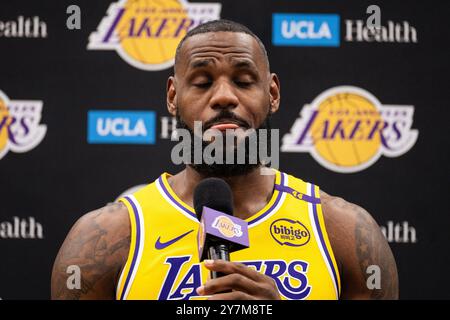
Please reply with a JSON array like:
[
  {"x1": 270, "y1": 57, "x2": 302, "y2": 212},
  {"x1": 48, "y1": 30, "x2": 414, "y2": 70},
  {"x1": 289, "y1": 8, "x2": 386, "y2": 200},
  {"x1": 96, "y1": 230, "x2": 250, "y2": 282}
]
[{"x1": 51, "y1": 20, "x2": 398, "y2": 300}]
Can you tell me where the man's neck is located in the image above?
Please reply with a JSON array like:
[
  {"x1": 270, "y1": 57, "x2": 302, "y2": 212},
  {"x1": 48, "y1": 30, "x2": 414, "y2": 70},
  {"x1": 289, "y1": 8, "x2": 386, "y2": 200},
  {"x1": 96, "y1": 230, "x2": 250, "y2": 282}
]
[{"x1": 167, "y1": 166, "x2": 276, "y2": 220}]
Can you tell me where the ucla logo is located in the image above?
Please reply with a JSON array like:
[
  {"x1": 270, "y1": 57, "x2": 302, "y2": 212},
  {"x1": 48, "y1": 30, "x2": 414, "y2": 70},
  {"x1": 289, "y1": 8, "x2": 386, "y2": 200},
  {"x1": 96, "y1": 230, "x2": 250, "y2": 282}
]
[
  {"x1": 272, "y1": 14, "x2": 340, "y2": 47},
  {"x1": 212, "y1": 215, "x2": 243, "y2": 238},
  {"x1": 159, "y1": 256, "x2": 312, "y2": 300},
  {"x1": 88, "y1": 0, "x2": 221, "y2": 71},
  {"x1": 0, "y1": 90, "x2": 46, "y2": 160},
  {"x1": 270, "y1": 218, "x2": 310, "y2": 247},
  {"x1": 87, "y1": 110, "x2": 156, "y2": 144},
  {"x1": 282, "y1": 86, "x2": 419, "y2": 173}
]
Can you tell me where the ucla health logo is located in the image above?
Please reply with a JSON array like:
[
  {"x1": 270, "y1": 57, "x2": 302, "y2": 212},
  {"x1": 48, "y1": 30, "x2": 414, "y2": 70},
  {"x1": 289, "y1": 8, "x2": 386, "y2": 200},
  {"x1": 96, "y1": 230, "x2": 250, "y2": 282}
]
[
  {"x1": 0, "y1": 90, "x2": 46, "y2": 160},
  {"x1": 272, "y1": 13, "x2": 340, "y2": 47},
  {"x1": 282, "y1": 86, "x2": 418, "y2": 173},
  {"x1": 270, "y1": 218, "x2": 310, "y2": 247},
  {"x1": 88, "y1": 0, "x2": 221, "y2": 71},
  {"x1": 87, "y1": 110, "x2": 156, "y2": 144}
]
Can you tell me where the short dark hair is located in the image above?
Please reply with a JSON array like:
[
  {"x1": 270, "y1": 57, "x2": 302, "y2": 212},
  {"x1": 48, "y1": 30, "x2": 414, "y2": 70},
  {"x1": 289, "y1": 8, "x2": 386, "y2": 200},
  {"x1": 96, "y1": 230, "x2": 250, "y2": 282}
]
[{"x1": 174, "y1": 19, "x2": 270, "y2": 71}]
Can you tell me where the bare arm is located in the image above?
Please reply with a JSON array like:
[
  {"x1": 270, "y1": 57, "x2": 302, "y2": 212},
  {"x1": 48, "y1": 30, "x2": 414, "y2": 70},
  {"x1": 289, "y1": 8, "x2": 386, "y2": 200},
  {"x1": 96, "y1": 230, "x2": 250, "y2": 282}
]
[
  {"x1": 51, "y1": 202, "x2": 130, "y2": 299},
  {"x1": 321, "y1": 192, "x2": 399, "y2": 300}
]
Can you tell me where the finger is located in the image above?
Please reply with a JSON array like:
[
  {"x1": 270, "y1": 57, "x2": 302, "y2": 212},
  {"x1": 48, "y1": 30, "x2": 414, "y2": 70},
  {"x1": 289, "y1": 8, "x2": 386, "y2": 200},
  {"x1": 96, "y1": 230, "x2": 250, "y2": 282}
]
[
  {"x1": 203, "y1": 259, "x2": 264, "y2": 282},
  {"x1": 197, "y1": 273, "x2": 259, "y2": 296},
  {"x1": 207, "y1": 291, "x2": 256, "y2": 300}
]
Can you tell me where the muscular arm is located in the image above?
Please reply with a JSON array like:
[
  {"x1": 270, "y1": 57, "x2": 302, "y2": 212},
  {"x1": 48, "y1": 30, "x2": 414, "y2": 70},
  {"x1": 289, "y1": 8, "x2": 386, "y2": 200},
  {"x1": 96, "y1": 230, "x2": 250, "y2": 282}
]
[
  {"x1": 51, "y1": 202, "x2": 131, "y2": 299},
  {"x1": 321, "y1": 191, "x2": 399, "y2": 299}
]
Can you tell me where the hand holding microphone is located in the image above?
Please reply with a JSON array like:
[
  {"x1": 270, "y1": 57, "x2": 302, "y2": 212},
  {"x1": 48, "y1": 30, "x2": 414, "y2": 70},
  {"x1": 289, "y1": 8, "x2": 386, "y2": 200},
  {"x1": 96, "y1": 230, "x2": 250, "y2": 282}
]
[{"x1": 193, "y1": 178, "x2": 281, "y2": 300}]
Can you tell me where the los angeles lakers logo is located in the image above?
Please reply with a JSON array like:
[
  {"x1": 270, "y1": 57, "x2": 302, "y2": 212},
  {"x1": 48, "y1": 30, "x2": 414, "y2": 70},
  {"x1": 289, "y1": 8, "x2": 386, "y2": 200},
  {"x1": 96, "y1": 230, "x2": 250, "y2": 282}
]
[
  {"x1": 0, "y1": 90, "x2": 46, "y2": 160},
  {"x1": 282, "y1": 86, "x2": 418, "y2": 173},
  {"x1": 212, "y1": 215, "x2": 243, "y2": 238},
  {"x1": 88, "y1": 0, "x2": 221, "y2": 71}
]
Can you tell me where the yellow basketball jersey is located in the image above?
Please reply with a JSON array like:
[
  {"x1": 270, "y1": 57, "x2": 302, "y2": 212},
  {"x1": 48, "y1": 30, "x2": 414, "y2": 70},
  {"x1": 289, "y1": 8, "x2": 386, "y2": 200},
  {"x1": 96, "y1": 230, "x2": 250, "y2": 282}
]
[{"x1": 116, "y1": 169, "x2": 341, "y2": 300}]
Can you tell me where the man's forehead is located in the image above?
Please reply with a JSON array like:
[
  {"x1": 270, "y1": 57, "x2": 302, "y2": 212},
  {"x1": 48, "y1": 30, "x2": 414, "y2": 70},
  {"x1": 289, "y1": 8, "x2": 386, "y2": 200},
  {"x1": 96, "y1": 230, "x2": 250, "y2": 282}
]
[{"x1": 176, "y1": 31, "x2": 266, "y2": 71}]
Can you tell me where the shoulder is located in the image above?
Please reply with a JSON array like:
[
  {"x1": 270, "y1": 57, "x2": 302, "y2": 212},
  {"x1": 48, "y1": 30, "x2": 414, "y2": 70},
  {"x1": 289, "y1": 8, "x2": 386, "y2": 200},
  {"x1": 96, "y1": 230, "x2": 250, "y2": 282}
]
[
  {"x1": 51, "y1": 202, "x2": 131, "y2": 299},
  {"x1": 320, "y1": 190, "x2": 380, "y2": 241},
  {"x1": 64, "y1": 202, "x2": 131, "y2": 262},
  {"x1": 72, "y1": 201, "x2": 130, "y2": 240},
  {"x1": 319, "y1": 190, "x2": 381, "y2": 270}
]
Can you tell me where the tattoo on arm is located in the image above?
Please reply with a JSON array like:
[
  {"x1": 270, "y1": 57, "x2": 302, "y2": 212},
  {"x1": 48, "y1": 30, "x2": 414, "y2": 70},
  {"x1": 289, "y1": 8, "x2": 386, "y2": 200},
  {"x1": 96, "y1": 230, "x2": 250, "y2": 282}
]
[
  {"x1": 322, "y1": 192, "x2": 399, "y2": 300},
  {"x1": 51, "y1": 202, "x2": 130, "y2": 300},
  {"x1": 354, "y1": 206, "x2": 399, "y2": 299}
]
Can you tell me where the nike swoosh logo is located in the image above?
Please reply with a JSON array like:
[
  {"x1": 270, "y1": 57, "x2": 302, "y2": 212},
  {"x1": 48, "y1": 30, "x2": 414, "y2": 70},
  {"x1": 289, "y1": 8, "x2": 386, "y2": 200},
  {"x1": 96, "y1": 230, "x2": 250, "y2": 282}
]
[{"x1": 155, "y1": 229, "x2": 194, "y2": 250}]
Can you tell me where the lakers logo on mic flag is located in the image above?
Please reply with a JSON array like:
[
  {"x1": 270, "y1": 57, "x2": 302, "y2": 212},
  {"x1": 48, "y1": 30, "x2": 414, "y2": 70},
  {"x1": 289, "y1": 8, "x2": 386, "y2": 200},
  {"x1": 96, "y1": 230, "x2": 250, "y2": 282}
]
[{"x1": 212, "y1": 215, "x2": 243, "y2": 238}]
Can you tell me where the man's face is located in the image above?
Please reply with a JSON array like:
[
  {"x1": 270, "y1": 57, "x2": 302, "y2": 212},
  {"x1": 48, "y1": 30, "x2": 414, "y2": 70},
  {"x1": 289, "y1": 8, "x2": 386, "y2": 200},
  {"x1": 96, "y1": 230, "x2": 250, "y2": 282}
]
[
  {"x1": 167, "y1": 31, "x2": 280, "y2": 176},
  {"x1": 168, "y1": 31, "x2": 280, "y2": 132}
]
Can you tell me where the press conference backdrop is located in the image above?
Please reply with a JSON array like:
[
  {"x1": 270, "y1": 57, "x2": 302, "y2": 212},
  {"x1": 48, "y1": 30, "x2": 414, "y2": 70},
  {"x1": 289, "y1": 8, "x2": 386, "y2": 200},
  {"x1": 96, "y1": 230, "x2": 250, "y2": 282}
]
[{"x1": 0, "y1": 0, "x2": 449, "y2": 299}]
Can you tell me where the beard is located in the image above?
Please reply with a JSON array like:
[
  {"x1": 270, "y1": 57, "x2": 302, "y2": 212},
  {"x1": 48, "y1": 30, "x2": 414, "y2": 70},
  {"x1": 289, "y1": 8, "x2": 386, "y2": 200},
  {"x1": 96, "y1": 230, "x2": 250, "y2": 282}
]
[{"x1": 175, "y1": 109, "x2": 272, "y2": 178}]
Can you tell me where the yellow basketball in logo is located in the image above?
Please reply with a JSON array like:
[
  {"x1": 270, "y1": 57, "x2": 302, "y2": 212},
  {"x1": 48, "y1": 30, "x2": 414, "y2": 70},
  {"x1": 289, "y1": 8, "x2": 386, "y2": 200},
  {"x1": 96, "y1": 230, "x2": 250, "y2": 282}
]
[
  {"x1": 117, "y1": 0, "x2": 189, "y2": 66},
  {"x1": 310, "y1": 92, "x2": 383, "y2": 168},
  {"x1": 0, "y1": 98, "x2": 11, "y2": 151}
]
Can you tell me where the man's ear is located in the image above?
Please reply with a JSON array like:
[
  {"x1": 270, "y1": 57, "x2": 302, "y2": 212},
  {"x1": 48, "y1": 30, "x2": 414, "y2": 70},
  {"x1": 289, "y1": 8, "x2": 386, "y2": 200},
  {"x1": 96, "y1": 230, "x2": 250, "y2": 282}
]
[
  {"x1": 269, "y1": 73, "x2": 281, "y2": 114},
  {"x1": 167, "y1": 76, "x2": 177, "y2": 116}
]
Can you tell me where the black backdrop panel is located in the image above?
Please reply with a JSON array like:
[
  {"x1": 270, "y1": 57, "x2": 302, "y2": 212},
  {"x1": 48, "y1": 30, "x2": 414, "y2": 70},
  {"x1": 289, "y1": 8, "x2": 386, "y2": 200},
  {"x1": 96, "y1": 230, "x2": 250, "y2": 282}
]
[{"x1": 0, "y1": 0, "x2": 449, "y2": 299}]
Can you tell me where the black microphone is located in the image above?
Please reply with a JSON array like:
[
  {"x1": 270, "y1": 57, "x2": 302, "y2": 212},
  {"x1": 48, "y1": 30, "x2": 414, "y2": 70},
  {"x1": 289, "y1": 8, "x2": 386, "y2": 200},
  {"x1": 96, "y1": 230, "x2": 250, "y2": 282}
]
[
  {"x1": 194, "y1": 178, "x2": 234, "y2": 221},
  {"x1": 194, "y1": 178, "x2": 233, "y2": 279},
  {"x1": 194, "y1": 178, "x2": 249, "y2": 280}
]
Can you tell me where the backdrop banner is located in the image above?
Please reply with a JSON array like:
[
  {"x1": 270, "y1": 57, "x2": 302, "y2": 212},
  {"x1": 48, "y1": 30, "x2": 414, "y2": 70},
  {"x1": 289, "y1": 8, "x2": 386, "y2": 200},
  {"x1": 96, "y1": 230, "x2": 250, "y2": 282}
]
[{"x1": 0, "y1": 0, "x2": 448, "y2": 299}]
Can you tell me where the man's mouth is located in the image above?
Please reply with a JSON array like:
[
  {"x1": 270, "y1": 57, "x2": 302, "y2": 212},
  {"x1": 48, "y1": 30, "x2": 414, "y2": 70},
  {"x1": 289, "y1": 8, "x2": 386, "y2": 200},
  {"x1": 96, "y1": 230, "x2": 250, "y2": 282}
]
[
  {"x1": 205, "y1": 119, "x2": 250, "y2": 132},
  {"x1": 209, "y1": 122, "x2": 240, "y2": 131}
]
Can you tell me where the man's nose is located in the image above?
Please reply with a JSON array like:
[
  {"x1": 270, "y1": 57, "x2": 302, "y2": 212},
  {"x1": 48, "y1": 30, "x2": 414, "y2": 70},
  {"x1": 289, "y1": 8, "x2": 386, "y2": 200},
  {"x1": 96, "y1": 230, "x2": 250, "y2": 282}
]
[{"x1": 209, "y1": 79, "x2": 239, "y2": 110}]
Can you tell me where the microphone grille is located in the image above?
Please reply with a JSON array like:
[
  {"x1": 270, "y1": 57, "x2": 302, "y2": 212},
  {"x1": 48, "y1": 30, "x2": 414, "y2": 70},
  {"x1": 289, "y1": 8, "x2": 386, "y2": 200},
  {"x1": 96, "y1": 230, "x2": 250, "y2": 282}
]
[{"x1": 193, "y1": 178, "x2": 233, "y2": 221}]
